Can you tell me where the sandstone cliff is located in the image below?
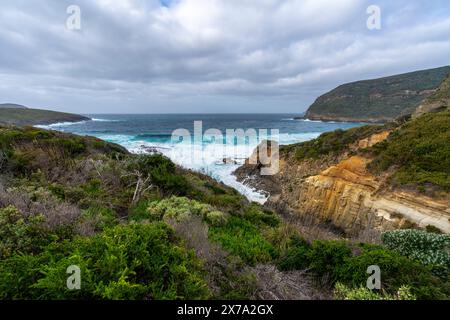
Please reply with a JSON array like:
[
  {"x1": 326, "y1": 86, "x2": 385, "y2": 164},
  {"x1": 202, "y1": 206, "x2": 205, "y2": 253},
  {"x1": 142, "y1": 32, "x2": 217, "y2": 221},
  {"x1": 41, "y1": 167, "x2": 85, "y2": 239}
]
[{"x1": 234, "y1": 122, "x2": 450, "y2": 236}]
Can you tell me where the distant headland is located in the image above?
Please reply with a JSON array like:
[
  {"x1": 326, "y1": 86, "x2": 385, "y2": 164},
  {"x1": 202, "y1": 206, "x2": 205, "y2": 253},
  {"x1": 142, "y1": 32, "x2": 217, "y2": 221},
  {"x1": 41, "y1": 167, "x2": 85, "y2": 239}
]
[{"x1": 0, "y1": 103, "x2": 90, "y2": 126}]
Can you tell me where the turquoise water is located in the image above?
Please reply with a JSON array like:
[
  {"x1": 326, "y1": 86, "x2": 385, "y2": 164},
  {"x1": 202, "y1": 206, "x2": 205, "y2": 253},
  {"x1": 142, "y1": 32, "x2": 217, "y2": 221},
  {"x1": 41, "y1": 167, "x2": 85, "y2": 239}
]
[{"x1": 37, "y1": 114, "x2": 364, "y2": 203}]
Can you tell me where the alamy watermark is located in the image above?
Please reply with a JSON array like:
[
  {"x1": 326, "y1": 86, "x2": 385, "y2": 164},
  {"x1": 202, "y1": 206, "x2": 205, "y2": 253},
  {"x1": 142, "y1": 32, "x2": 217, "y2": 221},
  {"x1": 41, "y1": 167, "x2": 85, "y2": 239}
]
[
  {"x1": 367, "y1": 265, "x2": 381, "y2": 290},
  {"x1": 66, "y1": 265, "x2": 81, "y2": 290},
  {"x1": 367, "y1": 5, "x2": 381, "y2": 30},
  {"x1": 66, "y1": 5, "x2": 81, "y2": 30},
  {"x1": 171, "y1": 121, "x2": 279, "y2": 175}
]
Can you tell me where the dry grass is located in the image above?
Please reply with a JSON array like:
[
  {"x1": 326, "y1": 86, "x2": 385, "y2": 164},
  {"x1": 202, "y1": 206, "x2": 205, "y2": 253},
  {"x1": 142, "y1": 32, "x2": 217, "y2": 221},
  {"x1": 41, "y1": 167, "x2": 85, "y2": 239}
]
[{"x1": 252, "y1": 264, "x2": 331, "y2": 300}]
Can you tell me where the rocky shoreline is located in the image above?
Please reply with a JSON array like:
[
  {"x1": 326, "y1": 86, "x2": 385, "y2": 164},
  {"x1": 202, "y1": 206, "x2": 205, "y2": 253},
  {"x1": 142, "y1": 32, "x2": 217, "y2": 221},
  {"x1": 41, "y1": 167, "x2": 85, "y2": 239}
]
[{"x1": 233, "y1": 120, "x2": 450, "y2": 235}]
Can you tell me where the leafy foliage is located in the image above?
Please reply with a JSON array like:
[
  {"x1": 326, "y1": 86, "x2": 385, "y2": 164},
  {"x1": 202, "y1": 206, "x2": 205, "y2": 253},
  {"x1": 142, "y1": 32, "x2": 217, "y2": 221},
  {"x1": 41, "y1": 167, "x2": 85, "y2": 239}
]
[
  {"x1": 209, "y1": 216, "x2": 278, "y2": 265},
  {"x1": 0, "y1": 206, "x2": 47, "y2": 258},
  {"x1": 285, "y1": 124, "x2": 388, "y2": 161},
  {"x1": 382, "y1": 229, "x2": 450, "y2": 277},
  {"x1": 275, "y1": 235, "x2": 449, "y2": 300},
  {"x1": 334, "y1": 283, "x2": 416, "y2": 300},
  {"x1": 0, "y1": 222, "x2": 209, "y2": 300},
  {"x1": 368, "y1": 110, "x2": 450, "y2": 191},
  {"x1": 127, "y1": 154, "x2": 190, "y2": 195}
]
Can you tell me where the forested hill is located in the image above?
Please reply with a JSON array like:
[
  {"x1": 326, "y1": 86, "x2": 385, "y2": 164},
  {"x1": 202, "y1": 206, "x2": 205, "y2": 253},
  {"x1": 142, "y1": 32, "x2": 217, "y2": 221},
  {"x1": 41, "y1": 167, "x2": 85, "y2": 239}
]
[{"x1": 303, "y1": 66, "x2": 450, "y2": 123}]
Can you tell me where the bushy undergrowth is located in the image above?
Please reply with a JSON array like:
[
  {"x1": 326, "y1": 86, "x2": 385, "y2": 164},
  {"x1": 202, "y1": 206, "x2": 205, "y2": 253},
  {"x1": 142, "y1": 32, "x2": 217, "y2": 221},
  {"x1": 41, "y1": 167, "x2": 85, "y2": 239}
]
[
  {"x1": 286, "y1": 125, "x2": 388, "y2": 161},
  {"x1": 382, "y1": 229, "x2": 450, "y2": 278},
  {"x1": 368, "y1": 110, "x2": 450, "y2": 191},
  {"x1": 276, "y1": 235, "x2": 450, "y2": 300},
  {"x1": 209, "y1": 216, "x2": 278, "y2": 265},
  {"x1": 136, "y1": 196, "x2": 279, "y2": 266},
  {"x1": 0, "y1": 222, "x2": 209, "y2": 300},
  {"x1": 334, "y1": 283, "x2": 416, "y2": 300},
  {"x1": 1, "y1": 125, "x2": 449, "y2": 301}
]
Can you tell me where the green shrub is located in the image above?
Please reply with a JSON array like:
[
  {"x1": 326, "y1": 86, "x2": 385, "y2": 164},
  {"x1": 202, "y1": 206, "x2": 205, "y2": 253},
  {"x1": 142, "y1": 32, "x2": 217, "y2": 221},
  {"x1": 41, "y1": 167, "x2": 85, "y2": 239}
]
[
  {"x1": 334, "y1": 283, "x2": 416, "y2": 300},
  {"x1": 382, "y1": 229, "x2": 450, "y2": 277},
  {"x1": 206, "y1": 211, "x2": 228, "y2": 227},
  {"x1": 145, "y1": 196, "x2": 212, "y2": 221},
  {"x1": 336, "y1": 245, "x2": 449, "y2": 300},
  {"x1": 278, "y1": 236, "x2": 312, "y2": 271},
  {"x1": 292, "y1": 125, "x2": 387, "y2": 161},
  {"x1": 308, "y1": 240, "x2": 352, "y2": 280},
  {"x1": 51, "y1": 137, "x2": 86, "y2": 156},
  {"x1": 368, "y1": 110, "x2": 450, "y2": 191},
  {"x1": 81, "y1": 206, "x2": 117, "y2": 231},
  {"x1": 243, "y1": 204, "x2": 280, "y2": 227},
  {"x1": 0, "y1": 222, "x2": 210, "y2": 300},
  {"x1": 0, "y1": 206, "x2": 48, "y2": 258},
  {"x1": 209, "y1": 216, "x2": 278, "y2": 265},
  {"x1": 204, "y1": 194, "x2": 243, "y2": 211},
  {"x1": 130, "y1": 154, "x2": 190, "y2": 195}
]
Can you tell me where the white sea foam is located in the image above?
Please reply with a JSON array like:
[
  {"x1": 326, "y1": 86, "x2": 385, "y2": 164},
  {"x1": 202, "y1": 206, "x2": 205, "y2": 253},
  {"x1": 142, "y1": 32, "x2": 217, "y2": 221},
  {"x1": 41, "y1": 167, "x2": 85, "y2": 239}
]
[
  {"x1": 34, "y1": 120, "x2": 89, "y2": 129},
  {"x1": 94, "y1": 132, "x2": 321, "y2": 204},
  {"x1": 297, "y1": 119, "x2": 323, "y2": 123},
  {"x1": 34, "y1": 118, "x2": 118, "y2": 130},
  {"x1": 34, "y1": 116, "x2": 358, "y2": 204},
  {"x1": 91, "y1": 118, "x2": 119, "y2": 122}
]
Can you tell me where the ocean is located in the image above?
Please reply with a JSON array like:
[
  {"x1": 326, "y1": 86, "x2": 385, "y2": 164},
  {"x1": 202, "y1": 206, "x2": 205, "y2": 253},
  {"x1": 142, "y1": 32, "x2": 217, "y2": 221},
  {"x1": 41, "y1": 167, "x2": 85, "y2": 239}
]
[{"x1": 36, "y1": 114, "x2": 364, "y2": 203}]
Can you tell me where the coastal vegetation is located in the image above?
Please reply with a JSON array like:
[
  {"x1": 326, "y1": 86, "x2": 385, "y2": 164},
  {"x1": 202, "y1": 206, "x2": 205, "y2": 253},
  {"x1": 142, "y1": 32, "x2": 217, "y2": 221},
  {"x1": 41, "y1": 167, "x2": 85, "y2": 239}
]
[
  {"x1": 282, "y1": 109, "x2": 450, "y2": 194},
  {"x1": 0, "y1": 123, "x2": 448, "y2": 300},
  {"x1": 367, "y1": 110, "x2": 450, "y2": 192},
  {"x1": 304, "y1": 66, "x2": 450, "y2": 122},
  {"x1": 0, "y1": 104, "x2": 89, "y2": 126}
]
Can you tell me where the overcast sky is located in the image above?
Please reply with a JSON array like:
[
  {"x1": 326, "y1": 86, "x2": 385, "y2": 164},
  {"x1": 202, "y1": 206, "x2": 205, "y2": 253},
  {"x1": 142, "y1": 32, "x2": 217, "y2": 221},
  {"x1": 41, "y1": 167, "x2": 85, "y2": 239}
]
[{"x1": 0, "y1": 0, "x2": 449, "y2": 114}]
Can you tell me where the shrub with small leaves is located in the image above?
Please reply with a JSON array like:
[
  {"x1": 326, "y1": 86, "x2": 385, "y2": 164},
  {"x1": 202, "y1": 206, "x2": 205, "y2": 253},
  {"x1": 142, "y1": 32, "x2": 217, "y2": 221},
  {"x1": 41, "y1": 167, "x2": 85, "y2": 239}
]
[
  {"x1": 382, "y1": 229, "x2": 450, "y2": 277},
  {"x1": 334, "y1": 283, "x2": 416, "y2": 300},
  {"x1": 206, "y1": 211, "x2": 228, "y2": 226},
  {"x1": 146, "y1": 196, "x2": 213, "y2": 222},
  {"x1": 0, "y1": 205, "x2": 47, "y2": 258}
]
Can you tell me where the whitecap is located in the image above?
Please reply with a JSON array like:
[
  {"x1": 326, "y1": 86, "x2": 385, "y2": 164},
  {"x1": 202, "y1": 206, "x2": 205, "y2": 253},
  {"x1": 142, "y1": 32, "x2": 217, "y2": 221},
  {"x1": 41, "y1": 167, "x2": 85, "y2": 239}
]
[
  {"x1": 91, "y1": 118, "x2": 119, "y2": 122},
  {"x1": 34, "y1": 120, "x2": 89, "y2": 129}
]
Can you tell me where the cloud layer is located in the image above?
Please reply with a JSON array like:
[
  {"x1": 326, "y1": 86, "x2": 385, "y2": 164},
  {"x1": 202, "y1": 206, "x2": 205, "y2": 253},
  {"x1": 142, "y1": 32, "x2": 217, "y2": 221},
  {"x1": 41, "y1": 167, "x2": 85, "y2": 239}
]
[{"x1": 0, "y1": 0, "x2": 449, "y2": 113}]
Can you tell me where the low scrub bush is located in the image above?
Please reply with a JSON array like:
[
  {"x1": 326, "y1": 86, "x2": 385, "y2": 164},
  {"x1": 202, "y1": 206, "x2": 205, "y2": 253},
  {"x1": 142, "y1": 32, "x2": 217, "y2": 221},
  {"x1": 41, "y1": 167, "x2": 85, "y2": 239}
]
[
  {"x1": 278, "y1": 236, "x2": 312, "y2": 271},
  {"x1": 144, "y1": 196, "x2": 218, "y2": 222},
  {"x1": 128, "y1": 154, "x2": 190, "y2": 195},
  {"x1": 0, "y1": 206, "x2": 47, "y2": 258},
  {"x1": 308, "y1": 240, "x2": 352, "y2": 280},
  {"x1": 209, "y1": 216, "x2": 278, "y2": 265},
  {"x1": 243, "y1": 204, "x2": 280, "y2": 227},
  {"x1": 0, "y1": 222, "x2": 209, "y2": 300},
  {"x1": 336, "y1": 245, "x2": 449, "y2": 300},
  {"x1": 334, "y1": 283, "x2": 416, "y2": 300},
  {"x1": 382, "y1": 229, "x2": 450, "y2": 278},
  {"x1": 368, "y1": 110, "x2": 450, "y2": 191}
]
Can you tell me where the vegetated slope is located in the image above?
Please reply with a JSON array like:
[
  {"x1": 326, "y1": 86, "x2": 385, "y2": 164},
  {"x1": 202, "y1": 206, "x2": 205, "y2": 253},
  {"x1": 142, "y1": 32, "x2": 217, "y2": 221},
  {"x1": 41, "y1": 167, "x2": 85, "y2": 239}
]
[
  {"x1": 414, "y1": 73, "x2": 450, "y2": 117},
  {"x1": 0, "y1": 103, "x2": 28, "y2": 109},
  {"x1": 304, "y1": 66, "x2": 450, "y2": 122},
  {"x1": 235, "y1": 110, "x2": 450, "y2": 235},
  {"x1": 289, "y1": 110, "x2": 450, "y2": 193},
  {"x1": 367, "y1": 110, "x2": 450, "y2": 192},
  {"x1": 0, "y1": 107, "x2": 90, "y2": 126},
  {"x1": 1, "y1": 125, "x2": 448, "y2": 300}
]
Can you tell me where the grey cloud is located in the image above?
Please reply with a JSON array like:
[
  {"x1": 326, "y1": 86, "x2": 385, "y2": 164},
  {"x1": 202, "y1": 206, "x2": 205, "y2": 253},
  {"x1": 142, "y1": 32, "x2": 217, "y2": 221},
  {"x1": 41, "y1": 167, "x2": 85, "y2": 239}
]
[{"x1": 0, "y1": 0, "x2": 449, "y2": 113}]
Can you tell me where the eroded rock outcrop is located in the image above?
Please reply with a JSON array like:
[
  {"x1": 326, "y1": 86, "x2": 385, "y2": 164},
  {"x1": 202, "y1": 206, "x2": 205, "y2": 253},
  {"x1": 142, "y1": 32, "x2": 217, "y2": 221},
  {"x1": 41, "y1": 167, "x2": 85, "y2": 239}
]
[
  {"x1": 296, "y1": 156, "x2": 450, "y2": 235},
  {"x1": 235, "y1": 130, "x2": 450, "y2": 235}
]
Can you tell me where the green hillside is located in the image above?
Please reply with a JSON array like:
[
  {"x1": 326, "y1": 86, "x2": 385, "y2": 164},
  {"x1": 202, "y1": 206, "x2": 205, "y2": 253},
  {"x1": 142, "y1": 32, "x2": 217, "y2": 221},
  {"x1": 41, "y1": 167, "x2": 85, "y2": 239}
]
[
  {"x1": 0, "y1": 107, "x2": 89, "y2": 126},
  {"x1": 367, "y1": 110, "x2": 450, "y2": 192},
  {"x1": 304, "y1": 66, "x2": 450, "y2": 122},
  {"x1": 0, "y1": 103, "x2": 28, "y2": 109},
  {"x1": 1, "y1": 125, "x2": 447, "y2": 300}
]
